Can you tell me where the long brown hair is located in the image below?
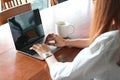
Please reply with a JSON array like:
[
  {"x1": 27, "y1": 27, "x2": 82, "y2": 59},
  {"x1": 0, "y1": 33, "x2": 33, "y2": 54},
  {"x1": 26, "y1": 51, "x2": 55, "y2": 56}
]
[{"x1": 90, "y1": 0, "x2": 120, "y2": 44}]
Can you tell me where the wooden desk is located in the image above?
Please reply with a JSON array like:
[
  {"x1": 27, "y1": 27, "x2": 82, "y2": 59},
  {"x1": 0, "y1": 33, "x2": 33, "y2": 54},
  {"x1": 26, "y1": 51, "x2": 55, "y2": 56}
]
[{"x1": 0, "y1": 23, "x2": 82, "y2": 80}]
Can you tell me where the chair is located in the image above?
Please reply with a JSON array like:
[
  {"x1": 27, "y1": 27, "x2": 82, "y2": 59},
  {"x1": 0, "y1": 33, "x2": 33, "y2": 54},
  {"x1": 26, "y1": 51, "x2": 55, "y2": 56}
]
[
  {"x1": 1, "y1": 0, "x2": 28, "y2": 10},
  {"x1": 0, "y1": 3, "x2": 32, "y2": 26},
  {"x1": 50, "y1": 0, "x2": 67, "y2": 6},
  {"x1": 51, "y1": 0, "x2": 59, "y2": 6}
]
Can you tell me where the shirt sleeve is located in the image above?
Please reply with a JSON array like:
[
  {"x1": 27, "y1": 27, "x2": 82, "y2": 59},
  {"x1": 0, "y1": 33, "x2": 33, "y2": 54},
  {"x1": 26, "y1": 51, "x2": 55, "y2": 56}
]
[{"x1": 50, "y1": 35, "x2": 113, "y2": 80}]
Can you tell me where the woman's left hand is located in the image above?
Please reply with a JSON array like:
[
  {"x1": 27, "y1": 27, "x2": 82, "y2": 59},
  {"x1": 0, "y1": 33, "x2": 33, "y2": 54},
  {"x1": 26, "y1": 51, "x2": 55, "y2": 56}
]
[{"x1": 30, "y1": 43, "x2": 51, "y2": 59}]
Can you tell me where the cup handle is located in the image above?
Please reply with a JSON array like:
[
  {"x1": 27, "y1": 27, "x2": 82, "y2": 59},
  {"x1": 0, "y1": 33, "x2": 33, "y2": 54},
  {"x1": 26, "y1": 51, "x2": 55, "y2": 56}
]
[{"x1": 68, "y1": 25, "x2": 74, "y2": 35}]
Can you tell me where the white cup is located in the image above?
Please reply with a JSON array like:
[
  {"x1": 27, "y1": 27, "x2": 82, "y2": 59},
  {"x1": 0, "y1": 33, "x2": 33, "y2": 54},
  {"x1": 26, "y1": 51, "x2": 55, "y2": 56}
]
[{"x1": 55, "y1": 21, "x2": 74, "y2": 38}]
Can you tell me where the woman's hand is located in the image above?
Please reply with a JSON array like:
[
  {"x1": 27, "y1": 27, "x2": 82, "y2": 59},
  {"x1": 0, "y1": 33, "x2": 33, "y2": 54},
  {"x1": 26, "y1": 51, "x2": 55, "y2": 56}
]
[
  {"x1": 30, "y1": 43, "x2": 51, "y2": 59},
  {"x1": 45, "y1": 33, "x2": 66, "y2": 47}
]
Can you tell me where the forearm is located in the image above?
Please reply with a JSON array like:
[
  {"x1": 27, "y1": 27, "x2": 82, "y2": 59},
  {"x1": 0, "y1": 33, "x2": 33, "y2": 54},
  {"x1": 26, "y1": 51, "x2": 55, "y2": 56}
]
[
  {"x1": 65, "y1": 38, "x2": 90, "y2": 48},
  {"x1": 45, "y1": 55, "x2": 58, "y2": 68}
]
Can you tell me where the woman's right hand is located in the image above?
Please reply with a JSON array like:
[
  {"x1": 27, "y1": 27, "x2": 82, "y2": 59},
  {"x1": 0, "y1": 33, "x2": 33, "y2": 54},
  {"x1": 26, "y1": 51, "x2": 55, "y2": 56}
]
[{"x1": 45, "y1": 33, "x2": 66, "y2": 47}]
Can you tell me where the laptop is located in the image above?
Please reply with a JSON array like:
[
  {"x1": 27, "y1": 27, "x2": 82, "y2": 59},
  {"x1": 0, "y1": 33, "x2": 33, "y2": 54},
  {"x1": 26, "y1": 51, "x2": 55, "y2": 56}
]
[{"x1": 8, "y1": 9, "x2": 58, "y2": 60}]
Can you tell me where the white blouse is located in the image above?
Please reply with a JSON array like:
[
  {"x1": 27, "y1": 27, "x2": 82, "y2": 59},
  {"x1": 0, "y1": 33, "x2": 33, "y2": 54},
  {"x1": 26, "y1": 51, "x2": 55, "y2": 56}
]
[{"x1": 50, "y1": 30, "x2": 120, "y2": 80}]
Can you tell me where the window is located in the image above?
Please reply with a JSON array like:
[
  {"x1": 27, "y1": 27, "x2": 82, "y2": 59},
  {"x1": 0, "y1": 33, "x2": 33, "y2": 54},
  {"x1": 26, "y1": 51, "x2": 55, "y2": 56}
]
[
  {"x1": 30, "y1": 0, "x2": 49, "y2": 10},
  {"x1": 0, "y1": 0, "x2": 49, "y2": 12}
]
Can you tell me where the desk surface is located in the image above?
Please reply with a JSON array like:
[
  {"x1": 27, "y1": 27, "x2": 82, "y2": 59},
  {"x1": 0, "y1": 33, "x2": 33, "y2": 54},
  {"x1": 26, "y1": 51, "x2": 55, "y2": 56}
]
[{"x1": 0, "y1": 23, "x2": 82, "y2": 80}]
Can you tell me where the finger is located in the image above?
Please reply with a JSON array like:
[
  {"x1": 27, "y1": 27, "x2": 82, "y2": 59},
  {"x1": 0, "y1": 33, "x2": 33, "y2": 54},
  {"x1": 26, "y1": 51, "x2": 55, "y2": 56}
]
[
  {"x1": 46, "y1": 33, "x2": 54, "y2": 39},
  {"x1": 45, "y1": 34, "x2": 55, "y2": 44},
  {"x1": 47, "y1": 33, "x2": 57, "y2": 39},
  {"x1": 29, "y1": 46, "x2": 37, "y2": 50},
  {"x1": 46, "y1": 34, "x2": 58, "y2": 45},
  {"x1": 29, "y1": 47, "x2": 33, "y2": 50},
  {"x1": 53, "y1": 34, "x2": 59, "y2": 40},
  {"x1": 30, "y1": 43, "x2": 40, "y2": 50},
  {"x1": 45, "y1": 39, "x2": 54, "y2": 44},
  {"x1": 34, "y1": 44, "x2": 40, "y2": 49},
  {"x1": 47, "y1": 43, "x2": 56, "y2": 46}
]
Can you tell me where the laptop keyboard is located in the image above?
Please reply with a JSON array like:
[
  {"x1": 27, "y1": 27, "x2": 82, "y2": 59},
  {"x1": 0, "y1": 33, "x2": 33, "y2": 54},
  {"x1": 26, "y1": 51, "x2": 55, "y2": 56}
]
[{"x1": 19, "y1": 37, "x2": 45, "y2": 55}]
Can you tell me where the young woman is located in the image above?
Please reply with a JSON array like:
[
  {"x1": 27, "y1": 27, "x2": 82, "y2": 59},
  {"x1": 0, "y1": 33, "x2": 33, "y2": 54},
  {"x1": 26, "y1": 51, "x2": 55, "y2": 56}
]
[{"x1": 30, "y1": 0, "x2": 120, "y2": 80}]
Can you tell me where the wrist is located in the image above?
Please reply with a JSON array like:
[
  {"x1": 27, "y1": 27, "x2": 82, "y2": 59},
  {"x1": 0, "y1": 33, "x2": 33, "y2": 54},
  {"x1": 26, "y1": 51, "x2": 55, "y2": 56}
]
[
  {"x1": 64, "y1": 39, "x2": 70, "y2": 46},
  {"x1": 43, "y1": 52, "x2": 53, "y2": 60}
]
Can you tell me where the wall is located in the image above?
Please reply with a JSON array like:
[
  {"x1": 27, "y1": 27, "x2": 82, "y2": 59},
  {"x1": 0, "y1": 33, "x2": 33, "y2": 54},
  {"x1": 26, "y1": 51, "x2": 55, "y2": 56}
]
[{"x1": 40, "y1": 0, "x2": 94, "y2": 38}]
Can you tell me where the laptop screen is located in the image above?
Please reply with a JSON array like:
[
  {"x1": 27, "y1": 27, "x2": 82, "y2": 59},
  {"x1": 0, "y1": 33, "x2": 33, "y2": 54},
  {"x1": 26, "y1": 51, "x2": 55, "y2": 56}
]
[{"x1": 8, "y1": 9, "x2": 45, "y2": 52}]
